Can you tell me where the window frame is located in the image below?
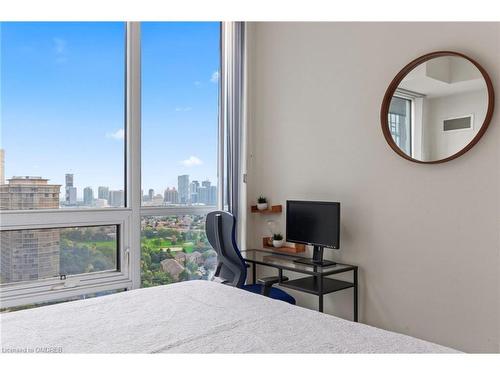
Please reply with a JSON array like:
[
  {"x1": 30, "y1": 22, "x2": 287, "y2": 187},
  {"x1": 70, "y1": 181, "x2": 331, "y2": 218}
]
[
  {"x1": 0, "y1": 208, "x2": 132, "y2": 308},
  {"x1": 0, "y1": 21, "x2": 237, "y2": 308}
]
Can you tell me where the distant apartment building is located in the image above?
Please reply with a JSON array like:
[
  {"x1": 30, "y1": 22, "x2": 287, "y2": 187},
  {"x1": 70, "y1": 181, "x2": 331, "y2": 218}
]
[
  {"x1": 0, "y1": 149, "x2": 5, "y2": 184},
  {"x1": 1, "y1": 229, "x2": 60, "y2": 284},
  {"x1": 94, "y1": 198, "x2": 108, "y2": 208},
  {"x1": 0, "y1": 176, "x2": 61, "y2": 210},
  {"x1": 98, "y1": 186, "x2": 109, "y2": 201},
  {"x1": 178, "y1": 175, "x2": 189, "y2": 204},
  {"x1": 65, "y1": 173, "x2": 77, "y2": 206},
  {"x1": 151, "y1": 194, "x2": 164, "y2": 206},
  {"x1": 0, "y1": 176, "x2": 61, "y2": 284},
  {"x1": 189, "y1": 180, "x2": 199, "y2": 204},
  {"x1": 109, "y1": 190, "x2": 124, "y2": 207},
  {"x1": 148, "y1": 189, "x2": 154, "y2": 202},
  {"x1": 209, "y1": 185, "x2": 217, "y2": 206},
  {"x1": 164, "y1": 187, "x2": 179, "y2": 204},
  {"x1": 83, "y1": 187, "x2": 94, "y2": 206},
  {"x1": 197, "y1": 180, "x2": 217, "y2": 206}
]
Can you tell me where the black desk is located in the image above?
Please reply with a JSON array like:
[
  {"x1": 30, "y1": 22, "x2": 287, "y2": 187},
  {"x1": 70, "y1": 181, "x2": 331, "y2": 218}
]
[{"x1": 241, "y1": 249, "x2": 358, "y2": 321}]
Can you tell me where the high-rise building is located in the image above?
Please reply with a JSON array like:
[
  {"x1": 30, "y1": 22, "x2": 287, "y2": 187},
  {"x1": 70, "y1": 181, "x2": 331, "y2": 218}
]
[
  {"x1": 65, "y1": 173, "x2": 77, "y2": 206},
  {"x1": 0, "y1": 149, "x2": 5, "y2": 185},
  {"x1": 196, "y1": 180, "x2": 217, "y2": 206},
  {"x1": 0, "y1": 176, "x2": 61, "y2": 283},
  {"x1": 148, "y1": 189, "x2": 154, "y2": 202},
  {"x1": 66, "y1": 187, "x2": 77, "y2": 205},
  {"x1": 209, "y1": 185, "x2": 217, "y2": 206},
  {"x1": 0, "y1": 176, "x2": 61, "y2": 210},
  {"x1": 65, "y1": 173, "x2": 73, "y2": 187},
  {"x1": 83, "y1": 187, "x2": 94, "y2": 206},
  {"x1": 164, "y1": 187, "x2": 179, "y2": 204},
  {"x1": 189, "y1": 180, "x2": 199, "y2": 204},
  {"x1": 98, "y1": 186, "x2": 109, "y2": 201},
  {"x1": 178, "y1": 175, "x2": 189, "y2": 204},
  {"x1": 198, "y1": 188, "x2": 208, "y2": 205},
  {"x1": 109, "y1": 190, "x2": 124, "y2": 207}
]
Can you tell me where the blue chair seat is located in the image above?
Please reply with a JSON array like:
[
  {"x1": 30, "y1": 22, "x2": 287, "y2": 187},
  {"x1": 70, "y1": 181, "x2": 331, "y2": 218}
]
[{"x1": 243, "y1": 284, "x2": 296, "y2": 305}]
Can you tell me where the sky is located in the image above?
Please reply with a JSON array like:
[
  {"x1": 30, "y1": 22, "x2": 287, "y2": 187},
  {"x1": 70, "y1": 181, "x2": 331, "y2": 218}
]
[{"x1": 0, "y1": 22, "x2": 219, "y2": 198}]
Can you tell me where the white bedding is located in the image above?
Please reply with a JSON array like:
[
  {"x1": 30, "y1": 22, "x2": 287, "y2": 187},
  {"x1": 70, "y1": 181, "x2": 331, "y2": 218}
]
[{"x1": 0, "y1": 280, "x2": 458, "y2": 353}]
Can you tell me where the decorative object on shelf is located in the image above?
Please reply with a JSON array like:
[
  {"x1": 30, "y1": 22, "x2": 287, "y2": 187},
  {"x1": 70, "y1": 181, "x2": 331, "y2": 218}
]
[
  {"x1": 257, "y1": 196, "x2": 268, "y2": 211},
  {"x1": 262, "y1": 237, "x2": 305, "y2": 254},
  {"x1": 272, "y1": 233, "x2": 284, "y2": 248}
]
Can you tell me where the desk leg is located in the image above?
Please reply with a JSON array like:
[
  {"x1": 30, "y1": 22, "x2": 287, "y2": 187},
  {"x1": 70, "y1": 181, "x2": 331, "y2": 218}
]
[
  {"x1": 353, "y1": 268, "x2": 358, "y2": 322},
  {"x1": 318, "y1": 276, "x2": 324, "y2": 313},
  {"x1": 252, "y1": 263, "x2": 256, "y2": 284}
]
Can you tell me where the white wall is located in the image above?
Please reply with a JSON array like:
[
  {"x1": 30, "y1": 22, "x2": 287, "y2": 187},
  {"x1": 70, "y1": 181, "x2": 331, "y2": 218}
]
[{"x1": 245, "y1": 22, "x2": 500, "y2": 353}]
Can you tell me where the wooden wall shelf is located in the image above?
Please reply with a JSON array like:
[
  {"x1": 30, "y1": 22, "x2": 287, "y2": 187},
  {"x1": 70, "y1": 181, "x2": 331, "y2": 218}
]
[
  {"x1": 262, "y1": 237, "x2": 305, "y2": 254},
  {"x1": 251, "y1": 204, "x2": 282, "y2": 214}
]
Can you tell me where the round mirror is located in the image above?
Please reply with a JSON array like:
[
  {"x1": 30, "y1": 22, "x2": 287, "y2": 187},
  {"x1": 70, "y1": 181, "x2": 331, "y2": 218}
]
[{"x1": 381, "y1": 51, "x2": 494, "y2": 164}]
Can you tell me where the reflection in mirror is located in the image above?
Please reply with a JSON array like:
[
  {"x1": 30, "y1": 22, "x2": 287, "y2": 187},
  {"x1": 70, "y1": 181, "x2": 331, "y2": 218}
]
[{"x1": 387, "y1": 55, "x2": 489, "y2": 162}]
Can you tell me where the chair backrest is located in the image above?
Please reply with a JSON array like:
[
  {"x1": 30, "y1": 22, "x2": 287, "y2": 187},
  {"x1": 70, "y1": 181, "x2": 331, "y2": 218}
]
[{"x1": 205, "y1": 211, "x2": 247, "y2": 288}]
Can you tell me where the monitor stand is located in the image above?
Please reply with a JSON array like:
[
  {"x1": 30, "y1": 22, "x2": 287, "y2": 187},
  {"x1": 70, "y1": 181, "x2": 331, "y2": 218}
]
[{"x1": 293, "y1": 246, "x2": 337, "y2": 267}]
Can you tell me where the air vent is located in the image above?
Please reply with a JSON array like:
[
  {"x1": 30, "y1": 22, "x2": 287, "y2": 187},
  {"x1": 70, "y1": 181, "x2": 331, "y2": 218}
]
[{"x1": 443, "y1": 115, "x2": 473, "y2": 131}]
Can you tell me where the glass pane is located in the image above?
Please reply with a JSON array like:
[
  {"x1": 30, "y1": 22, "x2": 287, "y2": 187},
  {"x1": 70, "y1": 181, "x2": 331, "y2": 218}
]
[
  {"x1": 141, "y1": 215, "x2": 217, "y2": 288},
  {"x1": 141, "y1": 22, "x2": 220, "y2": 207},
  {"x1": 0, "y1": 22, "x2": 125, "y2": 209},
  {"x1": 0, "y1": 225, "x2": 118, "y2": 284},
  {"x1": 388, "y1": 96, "x2": 412, "y2": 155}
]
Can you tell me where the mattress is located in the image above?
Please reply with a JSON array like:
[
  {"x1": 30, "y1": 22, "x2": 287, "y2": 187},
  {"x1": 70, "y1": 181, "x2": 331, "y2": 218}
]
[{"x1": 0, "y1": 280, "x2": 458, "y2": 353}]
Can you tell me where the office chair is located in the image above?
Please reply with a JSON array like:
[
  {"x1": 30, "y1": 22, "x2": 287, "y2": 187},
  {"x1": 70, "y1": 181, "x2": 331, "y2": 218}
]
[{"x1": 205, "y1": 211, "x2": 296, "y2": 305}]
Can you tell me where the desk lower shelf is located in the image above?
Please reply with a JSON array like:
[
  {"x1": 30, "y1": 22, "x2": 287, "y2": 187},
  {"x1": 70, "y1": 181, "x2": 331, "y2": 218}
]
[{"x1": 280, "y1": 276, "x2": 354, "y2": 296}]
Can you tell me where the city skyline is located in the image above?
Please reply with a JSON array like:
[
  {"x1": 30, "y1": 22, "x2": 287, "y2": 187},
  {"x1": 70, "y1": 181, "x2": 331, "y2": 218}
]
[
  {"x1": 0, "y1": 168, "x2": 217, "y2": 207},
  {"x1": 1, "y1": 22, "x2": 219, "y2": 195}
]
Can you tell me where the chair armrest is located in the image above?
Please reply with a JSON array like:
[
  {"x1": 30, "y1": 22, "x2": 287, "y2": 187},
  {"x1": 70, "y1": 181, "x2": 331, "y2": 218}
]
[{"x1": 257, "y1": 276, "x2": 289, "y2": 287}]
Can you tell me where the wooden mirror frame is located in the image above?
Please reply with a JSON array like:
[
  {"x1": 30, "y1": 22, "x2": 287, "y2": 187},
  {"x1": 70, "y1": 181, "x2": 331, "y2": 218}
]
[{"x1": 380, "y1": 51, "x2": 495, "y2": 164}]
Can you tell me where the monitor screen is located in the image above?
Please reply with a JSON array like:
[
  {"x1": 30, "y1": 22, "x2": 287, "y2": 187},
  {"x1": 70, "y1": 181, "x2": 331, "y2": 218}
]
[{"x1": 286, "y1": 200, "x2": 340, "y2": 249}]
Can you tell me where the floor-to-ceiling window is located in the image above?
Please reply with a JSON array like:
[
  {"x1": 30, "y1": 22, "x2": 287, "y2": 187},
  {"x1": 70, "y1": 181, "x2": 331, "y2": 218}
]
[
  {"x1": 0, "y1": 22, "x2": 226, "y2": 308},
  {"x1": 140, "y1": 22, "x2": 220, "y2": 288}
]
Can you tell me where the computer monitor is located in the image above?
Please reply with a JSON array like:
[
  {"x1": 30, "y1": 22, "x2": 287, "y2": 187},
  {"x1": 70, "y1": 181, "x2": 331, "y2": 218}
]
[{"x1": 286, "y1": 200, "x2": 340, "y2": 267}]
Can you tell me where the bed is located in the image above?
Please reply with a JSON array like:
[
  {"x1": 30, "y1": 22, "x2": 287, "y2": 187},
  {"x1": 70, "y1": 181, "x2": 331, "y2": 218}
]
[{"x1": 0, "y1": 280, "x2": 458, "y2": 353}]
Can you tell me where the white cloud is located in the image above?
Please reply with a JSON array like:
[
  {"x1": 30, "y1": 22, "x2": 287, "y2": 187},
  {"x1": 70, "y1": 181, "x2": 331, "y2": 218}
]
[
  {"x1": 194, "y1": 81, "x2": 202, "y2": 87},
  {"x1": 210, "y1": 71, "x2": 219, "y2": 83},
  {"x1": 181, "y1": 156, "x2": 203, "y2": 167},
  {"x1": 106, "y1": 129, "x2": 125, "y2": 140},
  {"x1": 175, "y1": 106, "x2": 192, "y2": 112}
]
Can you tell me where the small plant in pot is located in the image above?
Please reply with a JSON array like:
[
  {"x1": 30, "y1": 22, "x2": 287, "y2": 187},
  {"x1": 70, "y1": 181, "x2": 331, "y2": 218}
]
[
  {"x1": 257, "y1": 196, "x2": 268, "y2": 211},
  {"x1": 272, "y1": 233, "x2": 284, "y2": 248}
]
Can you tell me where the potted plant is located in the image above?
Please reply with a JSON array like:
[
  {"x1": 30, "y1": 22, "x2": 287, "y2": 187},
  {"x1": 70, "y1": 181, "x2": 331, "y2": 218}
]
[
  {"x1": 272, "y1": 233, "x2": 284, "y2": 248},
  {"x1": 257, "y1": 196, "x2": 268, "y2": 211}
]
